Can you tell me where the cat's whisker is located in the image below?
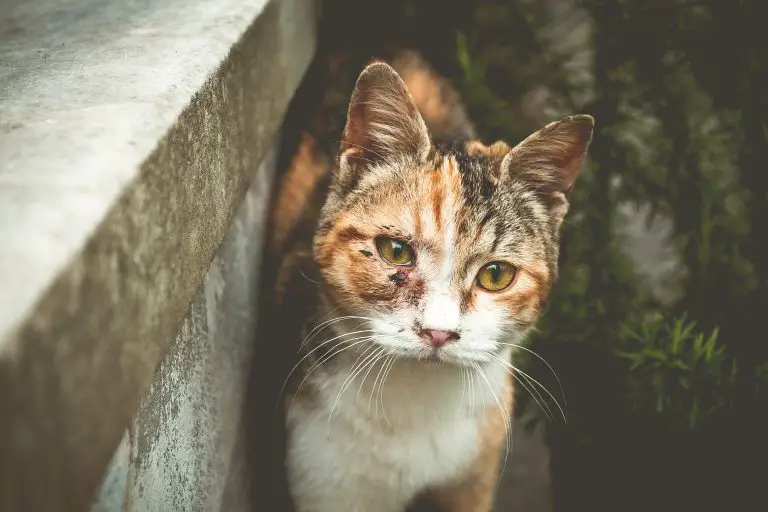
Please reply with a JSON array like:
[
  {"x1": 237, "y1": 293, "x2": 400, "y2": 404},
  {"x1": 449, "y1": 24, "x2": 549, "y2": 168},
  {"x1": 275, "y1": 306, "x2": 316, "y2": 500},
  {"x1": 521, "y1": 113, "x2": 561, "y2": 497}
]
[
  {"x1": 372, "y1": 353, "x2": 395, "y2": 428},
  {"x1": 357, "y1": 350, "x2": 388, "y2": 427},
  {"x1": 301, "y1": 315, "x2": 375, "y2": 348},
  {"x1": 493, "y1": 354, "x2": 566, "y2": 423},
  {"x1": 378, "y1": 355, "x2": 396, "y2": 428},
  {"x1": 468, "y1": 363, "x2": 477, "y2": 417},
  {"x1": 328, "y1": 345, "x2": 388, "y2": 432},
  {"x1": 286, "y1": 335, "x2": 379, "y2": 417},
  {"x1": 300, "y1": 269, "x2": 322, "y2": 285},
  {"x1": 496, "y1": 341, "x2": 568, "y2": 411},
  {"x1": 368, "y1": 350, "x2": 388, "y2": 415},
  {"x1": 300, "y1": 318, "x2": 371, "y2": 351},
  {"x1": 514, "y1": 365, "x2": 554, "y2": 421},
  {"x1": 356, "y1": 345, "x2": 384, "y2": 404},
  {"x1": 348, "y1": 344, "x2": 377, "y2": 401},
  {"x1": 471, "y1": 361, "x2": 512, "y2": 488},
  {"x1": 491, "y1": 345, "x2": 555, "y2": 422},
  {"x1": 367, "y1": 350, "x2": 392, "y2": 429},
  {"x1": 278, "y1": 329, "x2": 377, "y2": 407},
  {"x1": 287, "y1": 342, "x2": 367, "y2": 419},
  {"x1": 511, "y1": 365, "x2": 565, "y2": 423},
  {"x1": 489, "y1": 352, "x2": 553, "y2": 421}
]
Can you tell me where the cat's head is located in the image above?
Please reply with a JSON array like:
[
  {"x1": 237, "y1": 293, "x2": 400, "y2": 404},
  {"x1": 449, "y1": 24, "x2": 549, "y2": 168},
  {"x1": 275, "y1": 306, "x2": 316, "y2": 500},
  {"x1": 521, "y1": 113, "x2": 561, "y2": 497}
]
[{"x1": 313, "y1": 61, "x2": 593, "y2": 366}]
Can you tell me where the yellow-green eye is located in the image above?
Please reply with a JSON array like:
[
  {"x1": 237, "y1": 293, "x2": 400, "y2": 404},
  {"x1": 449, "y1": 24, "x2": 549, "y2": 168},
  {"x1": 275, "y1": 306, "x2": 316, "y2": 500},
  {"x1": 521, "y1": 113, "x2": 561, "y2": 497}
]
[
  {"x1": 476, "y1": 262, "x2": 517, "y2": 291},
  {"x1": 375, "y1": 237, "x2": 414, "y2": 266}
]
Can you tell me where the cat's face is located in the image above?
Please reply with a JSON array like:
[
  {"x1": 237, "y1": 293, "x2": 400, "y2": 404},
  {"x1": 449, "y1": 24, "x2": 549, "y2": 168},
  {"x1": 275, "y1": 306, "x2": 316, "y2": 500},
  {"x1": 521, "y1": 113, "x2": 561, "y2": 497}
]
[{"x1": 314, "y1": 62, "x2": 593, "y2": 366}]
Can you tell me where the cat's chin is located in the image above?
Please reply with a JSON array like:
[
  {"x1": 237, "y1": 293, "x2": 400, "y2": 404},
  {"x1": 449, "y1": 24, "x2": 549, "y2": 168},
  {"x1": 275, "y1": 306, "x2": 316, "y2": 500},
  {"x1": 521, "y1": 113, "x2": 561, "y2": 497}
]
[{"x1": 368, "y1": 343, "x2": 494, "y2": 368}]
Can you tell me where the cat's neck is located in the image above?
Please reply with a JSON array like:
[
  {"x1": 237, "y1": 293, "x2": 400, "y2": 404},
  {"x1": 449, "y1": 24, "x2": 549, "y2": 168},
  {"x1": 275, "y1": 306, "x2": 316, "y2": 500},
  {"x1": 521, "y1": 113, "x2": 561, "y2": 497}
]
[{"x1": 317, "y1": 333, "x2": 512, "y2": 432}]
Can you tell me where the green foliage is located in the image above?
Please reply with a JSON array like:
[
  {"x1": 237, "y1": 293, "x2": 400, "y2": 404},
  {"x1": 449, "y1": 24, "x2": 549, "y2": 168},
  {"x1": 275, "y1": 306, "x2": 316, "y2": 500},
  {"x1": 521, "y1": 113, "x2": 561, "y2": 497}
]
[
  {"x1": 616, "y1": 315, "x2": 736, "y2": 429},
  {"x1": 446, "y1": 0, "x2": 767, "y2": 434}
]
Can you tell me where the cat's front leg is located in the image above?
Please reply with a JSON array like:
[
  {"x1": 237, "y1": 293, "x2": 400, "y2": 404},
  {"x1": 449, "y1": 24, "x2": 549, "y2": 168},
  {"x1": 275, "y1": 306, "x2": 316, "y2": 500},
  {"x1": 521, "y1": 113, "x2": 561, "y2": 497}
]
[
  {"x1": 286, "y1": 420, "x2": 405, "y2": 512},
  {"x1": 414, "y1": 396, "x2": 512, "y2": 512},
  {"x1": 288, "y1": 468, "x2": 403, "y2": 512}
]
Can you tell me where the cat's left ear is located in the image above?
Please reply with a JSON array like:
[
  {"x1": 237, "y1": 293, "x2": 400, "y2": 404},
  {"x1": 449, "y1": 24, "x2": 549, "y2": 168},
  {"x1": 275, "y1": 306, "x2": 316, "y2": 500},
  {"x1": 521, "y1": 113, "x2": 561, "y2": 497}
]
[
  {"x1": 340, "y1": 61, "x2": 431, "y2": 171},
  {"x1": 502, "y1": 115, "x2": 594, "y2": 224}
]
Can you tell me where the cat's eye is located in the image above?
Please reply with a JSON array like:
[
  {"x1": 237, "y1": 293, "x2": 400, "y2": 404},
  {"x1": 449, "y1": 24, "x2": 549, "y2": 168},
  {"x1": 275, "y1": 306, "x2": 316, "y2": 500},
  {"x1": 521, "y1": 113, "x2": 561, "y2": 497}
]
[
  {"x1": 476, "y1": 262, "x2": 517, "y2": 292},
  {"x1": 375, "y1": 237, "x2": 414, "y2": 266}
]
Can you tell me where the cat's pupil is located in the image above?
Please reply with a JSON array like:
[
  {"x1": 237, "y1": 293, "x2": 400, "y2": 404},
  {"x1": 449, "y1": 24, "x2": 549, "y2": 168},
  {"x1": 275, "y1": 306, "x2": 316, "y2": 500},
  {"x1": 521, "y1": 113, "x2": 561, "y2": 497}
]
[
  {"x1": 489, "y1": 264, "x2": 501, "y2": 282},
  {"x1": 392, "y1": 242, "x2": 403, "y2": 258}
]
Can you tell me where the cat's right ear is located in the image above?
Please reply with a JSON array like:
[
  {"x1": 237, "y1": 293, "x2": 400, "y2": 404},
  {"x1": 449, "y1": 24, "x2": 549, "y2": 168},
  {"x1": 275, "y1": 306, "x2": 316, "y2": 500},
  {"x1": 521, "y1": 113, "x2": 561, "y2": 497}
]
[
  {"x1": 502, "y1": 115, "x2": 594, "y2": 228},
  {"x1": 339, "y1": 61, "x2": 431, "y2": 179}
]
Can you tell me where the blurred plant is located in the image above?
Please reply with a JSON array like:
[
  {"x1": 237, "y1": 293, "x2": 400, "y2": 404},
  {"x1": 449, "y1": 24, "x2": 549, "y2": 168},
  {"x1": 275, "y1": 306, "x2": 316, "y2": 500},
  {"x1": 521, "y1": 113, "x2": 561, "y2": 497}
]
[{"x1": 616, "y1": 314, "x2": 736, "y2": 429}]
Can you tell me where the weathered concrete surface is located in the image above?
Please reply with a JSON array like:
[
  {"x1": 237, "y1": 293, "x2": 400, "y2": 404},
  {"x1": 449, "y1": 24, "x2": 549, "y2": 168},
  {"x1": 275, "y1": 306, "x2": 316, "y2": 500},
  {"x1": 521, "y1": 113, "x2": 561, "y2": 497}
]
[
  {"x1": 92, "y1": 141, "x2": 278, "y2": 512},
  {"x1": 92, "y1": 431, "x2": 131, "y2": 512},
  {"x1": 0, "y1": 0, "x2": 317, "y2": 509}
]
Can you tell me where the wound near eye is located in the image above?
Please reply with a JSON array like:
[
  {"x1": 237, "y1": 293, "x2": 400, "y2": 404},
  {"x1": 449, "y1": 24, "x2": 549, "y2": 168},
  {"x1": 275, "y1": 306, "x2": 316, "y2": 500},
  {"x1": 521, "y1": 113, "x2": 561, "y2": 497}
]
[{"x1": 389, "y1": 271, "x2": 406, "y2": 284}]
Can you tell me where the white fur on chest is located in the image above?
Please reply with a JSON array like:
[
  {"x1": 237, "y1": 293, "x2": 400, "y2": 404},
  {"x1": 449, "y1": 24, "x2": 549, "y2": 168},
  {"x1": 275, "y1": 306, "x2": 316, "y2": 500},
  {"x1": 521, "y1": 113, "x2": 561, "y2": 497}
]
[{"x1": 286, "y1": 357, "x2": 509, "y2": 512}]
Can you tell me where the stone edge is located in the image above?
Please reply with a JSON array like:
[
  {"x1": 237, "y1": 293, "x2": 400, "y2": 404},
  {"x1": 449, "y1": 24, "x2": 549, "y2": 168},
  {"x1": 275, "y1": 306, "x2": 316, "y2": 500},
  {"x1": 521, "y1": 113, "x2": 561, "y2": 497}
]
[{"x1": 0, "y1": 0, "x2": 318, "y2": 509}]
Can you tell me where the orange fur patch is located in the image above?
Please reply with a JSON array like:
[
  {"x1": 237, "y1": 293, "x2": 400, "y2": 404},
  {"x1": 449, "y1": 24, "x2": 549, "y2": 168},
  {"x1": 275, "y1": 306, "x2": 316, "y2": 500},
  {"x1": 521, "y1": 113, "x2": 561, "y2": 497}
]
[
  {"x1": 430, "y1": 167, "x2": 444, "y2": 232},
  {"x1": 270, "y1": 132, "x2": 328, "y2": 253},
  {"x1": 391, "y1": 50, "x2": 476, "y2": 138}
]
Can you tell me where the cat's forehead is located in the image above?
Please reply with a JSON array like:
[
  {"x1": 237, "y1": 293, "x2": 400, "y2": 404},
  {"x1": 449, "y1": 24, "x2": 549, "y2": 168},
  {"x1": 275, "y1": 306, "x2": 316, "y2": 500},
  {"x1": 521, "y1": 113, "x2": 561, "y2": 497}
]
[{"x1": 348, "y1": 142, "x2": 552, "y2": 268}]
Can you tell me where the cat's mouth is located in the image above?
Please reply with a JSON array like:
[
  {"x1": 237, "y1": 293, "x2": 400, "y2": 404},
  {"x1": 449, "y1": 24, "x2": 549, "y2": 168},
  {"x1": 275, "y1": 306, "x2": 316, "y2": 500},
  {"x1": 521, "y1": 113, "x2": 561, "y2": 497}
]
[
  {"x1": 421, "y1": 349, "x2": 443, "y2": 363},
  {"x1": 366, "y1": 318, "x2": 494, "y2": 365}
]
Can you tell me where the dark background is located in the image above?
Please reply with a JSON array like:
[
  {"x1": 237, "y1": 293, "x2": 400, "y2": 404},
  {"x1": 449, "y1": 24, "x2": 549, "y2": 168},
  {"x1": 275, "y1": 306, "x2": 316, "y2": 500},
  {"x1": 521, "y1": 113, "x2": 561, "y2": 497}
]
[{"x1": 252, "y1": 0, "x2": 768, "y2": 510}]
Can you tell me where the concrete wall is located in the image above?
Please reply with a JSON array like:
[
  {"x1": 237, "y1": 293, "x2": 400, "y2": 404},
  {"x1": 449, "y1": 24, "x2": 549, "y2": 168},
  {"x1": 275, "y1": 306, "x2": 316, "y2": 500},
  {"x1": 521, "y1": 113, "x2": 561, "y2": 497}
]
[
  {"x1": 92, "y1": 141, "x2": 278, "y2": 512},
  {"x1": 0, "y1": 0, "x2": 317, "y2": 509}
]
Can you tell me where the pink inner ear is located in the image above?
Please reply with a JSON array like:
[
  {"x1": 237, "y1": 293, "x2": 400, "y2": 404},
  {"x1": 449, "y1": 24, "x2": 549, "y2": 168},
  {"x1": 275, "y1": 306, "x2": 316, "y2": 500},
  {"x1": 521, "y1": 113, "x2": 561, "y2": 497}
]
[
  {"x1": 506, "y1": 115, "x2": 594, "y2": 196},
  {"x1": 341, "y1": 62, "x2": 431, "y2": 164}
]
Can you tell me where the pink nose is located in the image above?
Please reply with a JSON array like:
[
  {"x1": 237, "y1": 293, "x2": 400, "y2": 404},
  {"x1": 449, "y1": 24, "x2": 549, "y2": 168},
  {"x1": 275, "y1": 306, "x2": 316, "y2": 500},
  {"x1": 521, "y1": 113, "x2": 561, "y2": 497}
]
[{"x1": 421, "y1": 329, "x2": 460, "y2": 348}]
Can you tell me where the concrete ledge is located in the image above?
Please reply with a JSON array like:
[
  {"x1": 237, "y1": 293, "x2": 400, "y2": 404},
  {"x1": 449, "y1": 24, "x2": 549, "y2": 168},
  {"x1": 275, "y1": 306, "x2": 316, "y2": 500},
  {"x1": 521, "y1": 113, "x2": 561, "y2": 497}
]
[
  {"x1": 92, "y1": 137, "x2": 281, "y2": 512},
  {"x1": 0, "y1": 0, "x2": 317, "y2": 509}
]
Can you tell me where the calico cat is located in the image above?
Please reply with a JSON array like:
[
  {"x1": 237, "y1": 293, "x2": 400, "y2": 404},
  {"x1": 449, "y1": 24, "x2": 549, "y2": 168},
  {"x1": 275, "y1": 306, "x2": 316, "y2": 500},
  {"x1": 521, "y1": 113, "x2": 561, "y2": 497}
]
[{"x1": 269, "y1": 51, "x2": 593, "y2": 512}]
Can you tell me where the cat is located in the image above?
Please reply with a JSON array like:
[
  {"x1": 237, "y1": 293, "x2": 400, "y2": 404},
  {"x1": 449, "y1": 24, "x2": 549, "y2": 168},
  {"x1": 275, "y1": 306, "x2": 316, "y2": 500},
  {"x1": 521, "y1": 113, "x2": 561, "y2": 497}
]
[{"x1": 268, "y1": 50, "x2": 593, "y2": 512}]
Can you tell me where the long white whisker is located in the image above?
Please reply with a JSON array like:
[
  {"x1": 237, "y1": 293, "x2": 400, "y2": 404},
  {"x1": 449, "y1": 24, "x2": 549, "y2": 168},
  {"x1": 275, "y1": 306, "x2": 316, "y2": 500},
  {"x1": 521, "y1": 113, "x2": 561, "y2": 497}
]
[
  {"x1": 495, "y1": 353, "x2": 553, "y2": 420},
  {"x1": 327, "y1": 347, "x2": 378, "y2": 429},
  {"x1": 491, "y1": 353, "x2": 553, "y2": 421},
  {"x1": 468, "y1": 363, "x2": 476, "y2": 416},
  {"x1": 496, "y1": 341, "x2": 568, "y2": 411},
  {"x1": 494, "y1": 354, "x2": 566, "y2": 423},
  {"x1": 376, "y1": 355, "x2": 396, "y2": 427},
  {"x1": 286, "y1": 336, "x2": 376, "y2": 417},
  {"x1": 511, "y1": 364, "x2": 565, "y2": 422},
  {"x1": 473, "y1": 361, "x2": 512, "y2": 492},
  {"x1": 368, "y1": 351, "x2": 391, "y2": 427},
  {"x1": 515, "y1": 366, "x2": 555, "y2": 420},
  {"x1": 356, "y1": 346, "x2": 384, "y2": 403},
  {"x1": 278, "y1": 329, "x2": 377, "y2": 407},
  {"x1": 301, "y1": 315, "x2": 374, "y2": 348},
  {"x1": 328, "y1": 345, "x2": 387, "y2": 432}
]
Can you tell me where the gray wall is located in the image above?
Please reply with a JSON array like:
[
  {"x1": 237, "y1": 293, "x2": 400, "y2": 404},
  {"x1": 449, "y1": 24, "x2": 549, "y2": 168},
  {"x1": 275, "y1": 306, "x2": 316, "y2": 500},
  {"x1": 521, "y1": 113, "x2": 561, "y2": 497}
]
[{"x1": 93, "y1": 142, "x2": 278, "y2": 512}]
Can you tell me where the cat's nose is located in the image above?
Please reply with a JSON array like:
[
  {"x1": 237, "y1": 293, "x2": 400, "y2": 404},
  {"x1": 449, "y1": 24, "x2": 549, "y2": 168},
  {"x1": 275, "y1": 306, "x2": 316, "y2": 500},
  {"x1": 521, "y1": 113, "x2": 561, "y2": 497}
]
[{"x1": 420, "y1": 329, "x2": 459, "y2": 348}]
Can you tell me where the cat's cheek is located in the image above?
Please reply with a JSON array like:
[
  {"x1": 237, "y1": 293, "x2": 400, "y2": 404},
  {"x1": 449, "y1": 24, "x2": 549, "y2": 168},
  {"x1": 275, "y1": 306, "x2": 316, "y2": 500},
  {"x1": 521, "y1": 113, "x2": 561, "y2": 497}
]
[
  {"x1": 496, "y1": 271, "x2": 546, "y2": 327},
  {"x1": 401, "y1": 275, "x2": 426, "y2": 306},
  {"x1": 346, "y1": 262, "x2": 400, "y2": 305}
]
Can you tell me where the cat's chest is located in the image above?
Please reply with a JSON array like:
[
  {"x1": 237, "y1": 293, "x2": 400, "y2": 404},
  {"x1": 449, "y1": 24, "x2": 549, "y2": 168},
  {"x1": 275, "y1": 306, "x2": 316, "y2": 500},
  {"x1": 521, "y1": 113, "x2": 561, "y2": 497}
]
[{"x1": 286, "y1": 362, "x2": 494, "y2": 510}]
